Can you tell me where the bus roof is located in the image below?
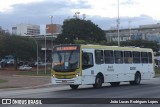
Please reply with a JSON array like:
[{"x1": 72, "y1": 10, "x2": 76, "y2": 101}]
[
  {"x1": 81, "y1": 44, "x2": 153, "y2": 52},
  {"x1": 53, "y1": 44, "x2": 153, "y2": 52}
]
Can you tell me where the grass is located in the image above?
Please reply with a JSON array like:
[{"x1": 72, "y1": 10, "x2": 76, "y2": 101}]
[
  {"x1": 155, "y1": 67, "x2": 160, "y2": 77},
  {"x1": 0, "y1": 79, "x2": 8, "y2": 83},
  {"x1": 0, "y1": 86, "x2": 20, "y2": 89},
  {"x1": 0, "y1": 79, "x2": 19, "y2": 89},
  {"x1": 16, "y1": 69, "x2": 51, "y2": 76}
]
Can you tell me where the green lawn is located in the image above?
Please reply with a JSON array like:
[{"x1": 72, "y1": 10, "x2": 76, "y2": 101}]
[
  {"x1": 155, "y1": 67, "x2": 160, "y2": 77},
  {"x1": 0, "y1": 86, "x2": 20, "y2": 89},
  {"x1": 16, "y1": 69, "x2": 51, "y2": 76},
  {"x1": 0, "y1": 79, "x2": 8, "y2": 83}
]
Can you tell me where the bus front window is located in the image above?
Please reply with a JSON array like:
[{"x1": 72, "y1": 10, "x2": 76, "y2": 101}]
[{"x1": 52, "y1": 51, "x2": 79, "y2": 72}]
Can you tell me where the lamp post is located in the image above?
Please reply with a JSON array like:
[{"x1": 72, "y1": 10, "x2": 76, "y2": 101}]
[
  {"x1": 51, "y1": 16, "x2": 53, "y2": 24},
  {"x1": 117, "y1": 0, "x2": 120, "y2": 46},
  {"x1": 129, "y1": 20, "x2": 132, "y2": 40},
  {"x1": 50, "y1": 15, "x2": 54, "y2": 49},
  {"x1": 45, "y1": 34, "x2": 47, "y2": 74},
  {"x1": 29, "y1": 36, "x2": 39, "y2": 75},
  {"x1": 74, "y1": 12, "x2": 80, "y2": 19}
]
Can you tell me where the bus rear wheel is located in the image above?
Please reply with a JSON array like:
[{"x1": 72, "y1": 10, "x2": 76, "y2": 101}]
[
  {"x1": 130, "y1": 72, "x2": 141, "y2": 85},
  {"x1": 93, "y1": 75, "x2": 103, "y2": 88},
  {"x1": 70, "y1": 85, "x2": 79, "y2": 90},
  {"x1": 110, "y1": 82, "x2": 120, "y2": 86}
]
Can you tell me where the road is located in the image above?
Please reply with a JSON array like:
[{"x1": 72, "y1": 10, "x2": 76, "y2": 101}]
[{"x1": 0, "y1": 78, "x2": 160, "y2": 107}]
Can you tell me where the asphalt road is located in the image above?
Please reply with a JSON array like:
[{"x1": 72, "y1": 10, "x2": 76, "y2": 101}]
[{"x1": 0, "y1": 78, "x2": 160, "y2": 107}]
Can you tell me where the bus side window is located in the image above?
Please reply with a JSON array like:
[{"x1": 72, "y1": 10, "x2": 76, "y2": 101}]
[
  {"x1": 133, "y1": 52, "x2": 140, "y2": 63},
  {"x1": 141, "y1": 52, "x2": 148, "y2": 63},
  {"x1": 114, "y1": 51, "x2": 123, "y2": 64},
  {"x1": 95, "y1": 50, "x2": 104, "y2": 64},
  {"x1": 148, "y1": 52, "x2": 152, "y2": 63},
  {"x1": 104, "y1": 50, "x2": 114, "y2": 64},
  {"x1": 82, "y1": 52, "x2": 93, "y2": 69},
  {"x1": 82, "y1": 53, "x2": 89, "y2": 65},
  {"x1": 124, "y1": 51, "x2": 132, "y2": 63}
]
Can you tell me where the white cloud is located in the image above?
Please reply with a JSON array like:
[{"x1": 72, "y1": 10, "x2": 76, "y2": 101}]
[
  {"x1": 71, "y1": 0, "x2": 160, "y2": 20},
  {"x1": 0, "y1": 0, "x2": 44, "y2": 12},
  {"x1": 0, "y1": 0, "x2": 160, "y2": 32},
  {"x1": 1, "y1": 0, "x2": 160, "y2": 20}
]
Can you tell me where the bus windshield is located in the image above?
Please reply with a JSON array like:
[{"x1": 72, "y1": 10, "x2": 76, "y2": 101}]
[{"x1": 52, "y1": 50, "x2": 80, "y2": 72}]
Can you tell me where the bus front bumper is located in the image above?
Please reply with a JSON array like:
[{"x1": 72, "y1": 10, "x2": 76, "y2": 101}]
[{"x1": 51, "y1": 77, "x2": 82, "y2": 85}]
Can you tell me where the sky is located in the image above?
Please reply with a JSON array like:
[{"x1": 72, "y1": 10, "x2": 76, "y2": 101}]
[{"x1": 0, "y1": 0, "x2": 160, "y2": 34}]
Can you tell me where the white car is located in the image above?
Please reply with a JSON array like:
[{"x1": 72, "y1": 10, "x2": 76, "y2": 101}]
[
  {"x1": 34, "y1": 62, "x2": 48, "y2": 67},
  {"x1": 19, "y1": 65, "x2": 32, "y2": 71}
]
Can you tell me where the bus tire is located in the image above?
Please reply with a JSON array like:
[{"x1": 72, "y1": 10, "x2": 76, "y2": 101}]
[
  {"x1": 130, "y1": 72, "x2": 141, "y2": 85},
  {"x1": 70, "y1": 85, "x2": 79, "y2": 90},
  {"x1": 110, "y1": 82, "x2": 120, "y2": 86},
  {"x1": 93, "y1": 75, "x2": 103, "y2": 88}
]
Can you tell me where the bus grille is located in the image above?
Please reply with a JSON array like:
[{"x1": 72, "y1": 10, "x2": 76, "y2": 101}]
[
  {"x1": 55, "y1": 74, "x2": 75, "y2": 79},
  {"x1": 55, "y1": 80, "x2": 74, "y2": 83}
]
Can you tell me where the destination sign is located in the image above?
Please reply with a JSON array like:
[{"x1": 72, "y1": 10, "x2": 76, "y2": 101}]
[{"x1": 56, "y1": 46, "x2": 77, "y2": 51}]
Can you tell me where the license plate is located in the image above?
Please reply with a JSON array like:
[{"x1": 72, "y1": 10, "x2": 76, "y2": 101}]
[{"x1": 62, "y1": 80, "x2": 67, "y2": 83}]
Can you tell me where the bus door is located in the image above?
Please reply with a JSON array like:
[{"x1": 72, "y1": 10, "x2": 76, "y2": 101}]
[
  {"x1": 141, "y1": 52, "x2": 153, "y2": 79},
  {"x1": 81, "y1": 49, "x2": 94, "y2": 84},
  {"x1": 113, "y1": 50, "x2": 126, "y2": 81}
]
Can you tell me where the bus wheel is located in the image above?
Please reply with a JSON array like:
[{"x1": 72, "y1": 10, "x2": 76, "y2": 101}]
[
  {"x1": 70, "y1": 85, "x2": 79, "y2": 90},
  {"x1": 130, "y1": 72, "x2": 141, "y2": 85},
  {"x1": 110, "y1": 82, "x2": 120, "y2": 86},
  {"x1": 93, "y1": 75, "x2": 103, "y2": 88}
]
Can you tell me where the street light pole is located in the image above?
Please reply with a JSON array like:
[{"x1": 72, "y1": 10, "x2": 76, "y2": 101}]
[
  {"x1": 36, "y1": 39, "x2": 39, "y2": 75},
  {"x1": 74, "y1": 12, "x2": 80, "y2": 19},
  {"x1": 29, "y1": 36, "x2": 39, "y2": 75},
  {"x1": 129, "y1": 20, "x2": 132, "y2": 40},
  {"x1": 45, "y1": 35, "x2": 47, "y2": 74},
  {"x1": 117, "y1": 0, "x2": 120, "y2": 46},
  {"x1": 50, "y1": 15, "x2": 53, "y2": 49},
  {"x1": 51, "y1": 16, "x2": 53, "y2": 24}
]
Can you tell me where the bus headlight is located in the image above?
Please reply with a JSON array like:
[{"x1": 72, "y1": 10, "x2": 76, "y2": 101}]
[
  {"x1": 52, "y1": 74, "x2": 55, "y2": 78},
  {"x1": 76, "y1": 72, "x2": 80, "y2": 77}
]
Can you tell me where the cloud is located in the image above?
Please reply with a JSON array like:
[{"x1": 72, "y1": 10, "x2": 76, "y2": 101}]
[
  {"x1": 0, "y1": 0, "x2": 44, "y2": 13},
  {"x1": 88, "y1": 15, "x2": 159, "y2": 30},
  {"x1": 8, "y1": 0, "x2": 91, "y2": 16},
  {"x1": 0, "y1": 0, "x2": 91, "y2": 32},
  {"x1": 0, "y1": 0, "x2": 159, "y2": 34},
  {"x1": 121, "y1": 0, "x2": 137, "y2": 5},
  {"x1": 2, "y1": 0, "x2": 90, "y2": 19}
]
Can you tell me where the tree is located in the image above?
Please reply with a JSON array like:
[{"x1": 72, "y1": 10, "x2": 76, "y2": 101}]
[
  {"x1": 121, "y1": 40, "x2": 159, "y2": 52},
  {"x1": 101, "y1": 40, "x2": 159, "y2": 52},
  {"x1": 0, "y1": 35, "x2": 6, "y2": 58},
  {"x1": 56, "y1": 18, "x2": 106, "y2": 44},
  {"x1": 0, "y1": 35, "x2": 39, "y2": 68}
]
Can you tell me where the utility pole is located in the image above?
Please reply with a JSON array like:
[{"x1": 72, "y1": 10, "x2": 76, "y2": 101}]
[
  {"x1": 117, "y1": 0, "x2": 120, "y2": 46},
  {"x1": 82, "y1": 14, "x2": 86, "y2": 20},
  {"x1": 29, "y1": 36, "x2": 38, "y2": 75},
  {"x1": 51, "y1": 16, "x2": 53, "y2": 24},
  {"x1": 128, "y1": 20, "x2": 132, "y2": 40},
  {"x1": 45, "y1": 34, "x2": 46, "y2": 74}
]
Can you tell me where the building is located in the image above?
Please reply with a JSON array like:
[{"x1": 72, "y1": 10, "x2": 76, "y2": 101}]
[
  {"x1": 0, "y1": 26, "x2": 4, "y2": 34},
  {"x1": 12, "y1": 24, "x2": 40, "y2": 36},
  {"x1": 0, "y1": 26, "x2": 9, "y2": 34},
  {"x1": 46, "y1": 24, "x2": 62, "y2": 34},
  {"x1": 105, "y1": 23, "x2": 160, "y2": 42}
]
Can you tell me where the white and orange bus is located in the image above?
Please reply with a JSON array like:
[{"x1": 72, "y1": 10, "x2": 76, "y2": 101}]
[{"x1": 51, "y1": 44, "x2": 155, "y2": 89}]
